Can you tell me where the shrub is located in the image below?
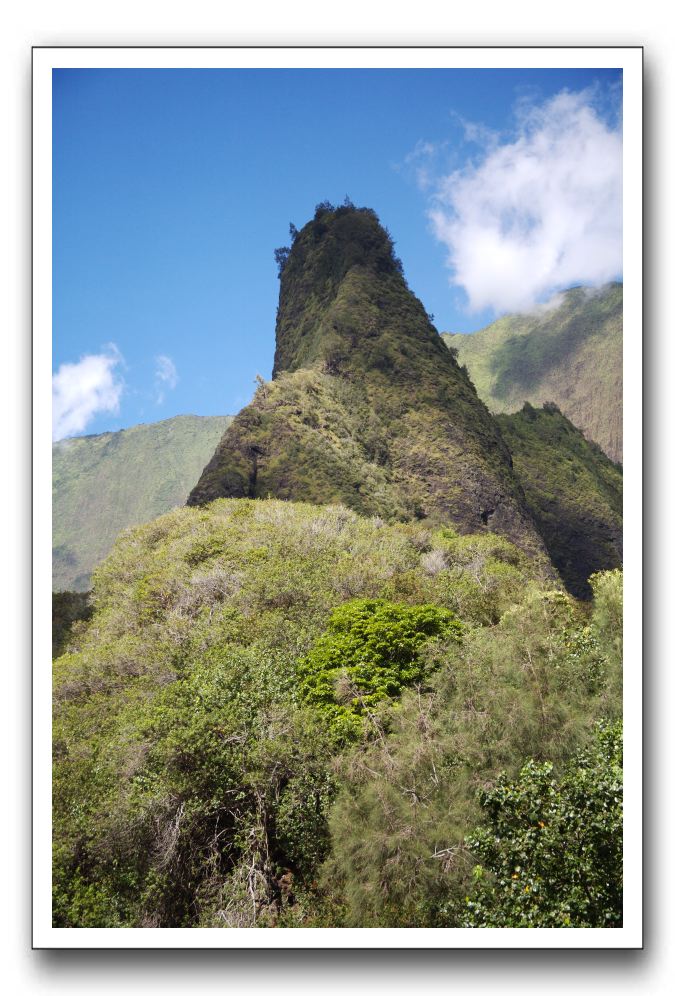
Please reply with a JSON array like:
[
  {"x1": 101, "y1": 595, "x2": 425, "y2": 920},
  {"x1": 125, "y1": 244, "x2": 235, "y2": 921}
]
[
  {"x1": 590, "y1": 569, "x2": 623, "y2": 668},
  {"x1": 299, "y1": 598, "x2": 461, "y2": 736},
  {"x1": 461, "y1": 721, "x2": 623, "y2": 927}
]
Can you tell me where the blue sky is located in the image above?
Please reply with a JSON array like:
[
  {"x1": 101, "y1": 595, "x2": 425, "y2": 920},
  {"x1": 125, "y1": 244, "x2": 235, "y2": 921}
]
[{"x1": 52, "y1": 67, "x2": 622, "y2": 439}]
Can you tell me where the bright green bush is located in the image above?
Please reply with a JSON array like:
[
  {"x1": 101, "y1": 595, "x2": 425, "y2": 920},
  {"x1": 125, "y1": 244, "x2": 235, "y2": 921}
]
[{"x1": 299, "y1": 598, "x2": 461, "y2": 736}]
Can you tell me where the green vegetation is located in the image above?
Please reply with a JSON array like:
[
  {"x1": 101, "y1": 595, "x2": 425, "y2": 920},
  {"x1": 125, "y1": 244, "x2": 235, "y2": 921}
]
[
  {"x1": 497, "y1": 404, "x2": 622, "y2": 598},
  {"x1": 188, "y1": 205, "x2": 551, "y2": 572},
  {"x1": 462, "y1": 721, "x2": 622, "y2": 927},
  {"x1": 53, "y1": 414, "x2": 232, "y2": 590},
  {"x1": 52, "y1": 207, "x2": 624, "y2": 930},
  {"x1": 299, "y1": 599, "x2": 461, "y2": 738},
  {"x1": 443, "y1": 284, "x2": 623, "y2": 463},
  {"x1": 324, "y1": 579, "x2": 622, "y2": 926},
  {"x1": 53, "y1": 498, "x2": 622, "y2": 928}
]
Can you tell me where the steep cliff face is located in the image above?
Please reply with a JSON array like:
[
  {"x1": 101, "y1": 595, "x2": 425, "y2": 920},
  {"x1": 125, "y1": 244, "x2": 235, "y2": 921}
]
[
  {"x1": 188, "y1": 205, "x2": 551, "y2": 570},
  {"x1": 496, "y1": 404, "x2": 623, "y2": 599}
]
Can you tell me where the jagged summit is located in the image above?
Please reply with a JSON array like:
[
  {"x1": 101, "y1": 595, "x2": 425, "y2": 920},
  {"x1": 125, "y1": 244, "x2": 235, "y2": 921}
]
[{"x1": 187, "y1": 203, "x2": 551, "y2": 571}]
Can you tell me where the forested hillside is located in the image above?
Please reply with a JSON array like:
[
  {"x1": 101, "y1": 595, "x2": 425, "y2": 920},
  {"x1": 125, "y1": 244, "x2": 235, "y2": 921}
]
[
  {"x1": 53, "y1": 415, "x2": 231, "y2": 590},
  {"x1": 53, "y1": 204, "x2": 624, "y2": 930},
  {"x1": 53, "y1": 498, "x2": 622, "y2": 927},
  {"x1": 443, "y1": 284, "x2": 623, "y2": 463}
]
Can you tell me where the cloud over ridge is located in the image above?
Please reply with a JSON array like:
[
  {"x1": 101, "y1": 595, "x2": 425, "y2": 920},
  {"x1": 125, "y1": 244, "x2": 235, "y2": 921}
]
[
  {"x1": 52, "y1": 346, "x2": 124, "y2": 441},
  {"x1": 428, "y1": 89, "x2": 623, "y2": 314}
]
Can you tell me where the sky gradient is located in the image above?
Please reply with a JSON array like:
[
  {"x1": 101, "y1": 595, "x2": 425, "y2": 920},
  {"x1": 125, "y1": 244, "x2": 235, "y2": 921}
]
[{"x1": 52, "y1": 67, "x2": 622, "y2": 438}]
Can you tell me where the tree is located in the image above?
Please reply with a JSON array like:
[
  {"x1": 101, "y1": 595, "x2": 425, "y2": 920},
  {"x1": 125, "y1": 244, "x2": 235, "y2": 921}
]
[
  {"x1": 314, "y1": 200, "x2": 335, "y2": 217},
  {"x1": 462, "y1": 721, "x2": 623, "y2": 927},
  {"x1": 274, "y1": 246, "x2": 290, "y2": 276}
]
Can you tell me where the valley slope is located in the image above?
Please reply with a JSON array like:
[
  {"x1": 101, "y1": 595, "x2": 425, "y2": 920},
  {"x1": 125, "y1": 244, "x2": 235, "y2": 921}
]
[
  {"x1": 53, "y1": 414, "x2": 232, "y2": 590},
  {"x1": 443, "y1": 283, "x2": 623, "y2": 463},
  {"x1": 497, "y1": 404, "x2": 623, "y2": 598}
]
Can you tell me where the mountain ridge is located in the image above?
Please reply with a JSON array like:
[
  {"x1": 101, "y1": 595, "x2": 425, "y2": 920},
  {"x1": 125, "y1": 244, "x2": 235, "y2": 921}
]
[
  {"x1": 497, "y1": 403, "x2": 622, "y2": 597},
  {"x1": 442, "y1": 283, "x2": 623, "y2": 463},
  {"x1": 53, "y1": 413, "x2": 232, "y2": 590}
]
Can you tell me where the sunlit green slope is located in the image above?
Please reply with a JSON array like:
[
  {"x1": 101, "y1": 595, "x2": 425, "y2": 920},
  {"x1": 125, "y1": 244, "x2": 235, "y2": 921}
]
[
  {"x1": 53, "y1": 414, "x2": 232, "y2": 590},
  {"x1": 443, "y1": 284, "x2": 623, "y2": 463}
]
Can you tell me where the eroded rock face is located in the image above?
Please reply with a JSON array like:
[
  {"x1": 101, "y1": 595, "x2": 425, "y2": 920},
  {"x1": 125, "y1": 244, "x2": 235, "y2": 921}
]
[{"x1": 188, "y1": 205, "x2": 553, "y2": 575}]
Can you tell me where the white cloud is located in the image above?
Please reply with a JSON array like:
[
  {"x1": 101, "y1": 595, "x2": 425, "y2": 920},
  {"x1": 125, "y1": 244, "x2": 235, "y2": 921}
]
[
  {"x1": 399, "y1": 139, "x2": 450, "y2": 191},
  {"x1": 427, "y1": 89, "x2": 623, "y2": 314},
  {"x1": 154, "y1": 354, "x2": 178, "y2": 404},
  {"x1": 52, "y1": 346, "x2": 124, "y2": 441}
]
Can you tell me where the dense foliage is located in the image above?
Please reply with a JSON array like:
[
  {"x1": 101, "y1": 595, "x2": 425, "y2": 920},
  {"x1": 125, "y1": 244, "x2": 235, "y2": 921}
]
[
  {"x1": 463, "y1": 721, "x2": 622, "y2": 927},
  {"x1": 324, "y1": 582, "x2": 622, "y2": 926},
  {"x1": 53, "y1": 497, "x2": 622, "y2": 928},
  {"x1": 53, "y1": 414, "x2": 232, "y2": 590},
  {"x1": 299, "y1": 598, "x2": 461, "y2": 738},
  {"x1": 443, "y1": 283, "x2": 623, "y2": 463}
]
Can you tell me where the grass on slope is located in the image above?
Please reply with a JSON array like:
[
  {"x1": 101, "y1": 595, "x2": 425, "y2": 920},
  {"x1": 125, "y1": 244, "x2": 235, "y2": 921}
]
[
  {"x1": 52, "y1": 414, "x2": 232, "y2": 591},
  {"x1": 443, "y1": 284, "x2": 623, "y2": 463}
]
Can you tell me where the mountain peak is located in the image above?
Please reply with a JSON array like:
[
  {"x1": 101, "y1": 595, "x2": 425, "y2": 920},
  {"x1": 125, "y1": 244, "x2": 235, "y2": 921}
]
[
  {"x1": 187, "y1": 206, "x2": 553, "y2": 575},
  {"x1": 273, "y1": 203, "x2": 434, "y2": 378}
]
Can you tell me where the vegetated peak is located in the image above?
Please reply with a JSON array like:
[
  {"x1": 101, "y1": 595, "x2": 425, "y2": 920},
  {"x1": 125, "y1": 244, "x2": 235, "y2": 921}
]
[
  {"x1": 272, "y1": 201, "x2": 442, "y2": 379},
  {"x1": 187, "y1": 202, "x2": 553, "y2": 576}
]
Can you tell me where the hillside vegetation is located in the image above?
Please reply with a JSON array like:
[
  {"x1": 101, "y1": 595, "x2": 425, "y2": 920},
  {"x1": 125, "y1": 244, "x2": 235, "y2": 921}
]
[
  {"x1": 443, "y1": 284, "x2": 623, "y2": 463},
  {"x1": 497, "y1": 404, "x2": 623, "y2": 598},
  {"x1": 53, "y1": 415, "x2": 231, "y2": 590},
  {"x1": 53, "y1": 204, "x2": 624, "y2": 929},
  {"x1": 53, "y1": 498, "x2": 622, "y2": 927}
]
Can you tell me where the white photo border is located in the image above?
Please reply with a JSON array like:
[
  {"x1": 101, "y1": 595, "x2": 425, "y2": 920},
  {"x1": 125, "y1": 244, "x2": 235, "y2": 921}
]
[{"x1": 33, "y1": 45, "x2": 643, "y2": 950}]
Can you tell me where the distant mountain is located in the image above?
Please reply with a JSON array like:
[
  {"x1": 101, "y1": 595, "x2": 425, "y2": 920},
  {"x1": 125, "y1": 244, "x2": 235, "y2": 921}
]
[
  {"x1": 443, "y1": 283, "x2": 623, "y2": 463},
  {"x1": 188, "y1": 204, "x2": 552, "y2": 574},
  {"x1": 53, "y1": 414, "x2": 232, "y2": 591},
  {"x1": 497, "y1": 404, "x2": 622, "y2": 598}
]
